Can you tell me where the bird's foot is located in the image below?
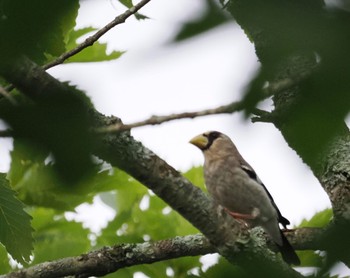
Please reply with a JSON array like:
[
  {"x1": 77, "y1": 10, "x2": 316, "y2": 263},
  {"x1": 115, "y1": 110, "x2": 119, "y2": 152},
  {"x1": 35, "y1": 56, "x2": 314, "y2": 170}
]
[{"x1": 281, "y1": 228, "x2": 294, "y2": 232}]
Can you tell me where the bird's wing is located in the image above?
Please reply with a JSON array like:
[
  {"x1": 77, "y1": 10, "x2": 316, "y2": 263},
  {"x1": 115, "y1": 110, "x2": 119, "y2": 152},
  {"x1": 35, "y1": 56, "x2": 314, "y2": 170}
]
[{"x1": 240, "y1": 164, "x2": 290, "y2": 228}]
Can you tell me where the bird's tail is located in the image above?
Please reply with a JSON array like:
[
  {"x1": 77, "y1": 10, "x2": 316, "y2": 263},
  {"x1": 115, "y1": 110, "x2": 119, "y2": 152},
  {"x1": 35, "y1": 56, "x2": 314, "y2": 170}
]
[{"x1": 278, "y1": 230, "x2": 300, "y2": 265}]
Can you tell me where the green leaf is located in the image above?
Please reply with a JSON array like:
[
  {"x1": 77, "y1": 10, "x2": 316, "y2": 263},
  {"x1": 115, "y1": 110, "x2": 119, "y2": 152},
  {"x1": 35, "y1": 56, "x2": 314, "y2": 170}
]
[
  {"x1": 119, "y1": 0, "x2": 133, "y2": 8},
  {"x1": 117, "y1": 0, "x2": 148, "y2": 20},
  {"x1": 298, "y1": 209, "x2": 333, "y2": 228},
  {"x1": 183, "y1": 166, "x2": 206, "y2": 192},
  {"x1": 174, "y1": 0, "x2": 231, "y2": 42},
  {"x1": 8, "y1": 143, "x2": 132, "y2": 210},
  {"x1": 0, "y1": 0, "x2": 79, "y2": 64},
  {"x1": 30, "y1": 208, "x2": 90, "y2": 264},
  {"x1": 0, "y1": 174, "x2": 33, "y2": 264},
  {"x1": 0, "y1": 245, "x2": 11, "y2": 275},
  {"x1": 296, "y1": 250, "x2": 323, "y2": 267},
  {"x1": 97, "y1": 171, "x2": 199, "y2": 249},
  {"x1": 63, "y1": 28, "x2": 124, "y2": 63},
  {"x1": 66, "y1": 43, "x2": 124, "y2": 63},
  {"x1": 66, "y1": 27, "x2": 97, "y2": 46}
]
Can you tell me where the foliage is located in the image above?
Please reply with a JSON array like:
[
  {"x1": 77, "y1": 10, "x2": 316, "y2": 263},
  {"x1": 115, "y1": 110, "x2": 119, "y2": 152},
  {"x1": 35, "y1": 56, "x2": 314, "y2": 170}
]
[
  {"x1": 0, "y1": 0, "x2": 79, "y2": 64},
  {"x1": 298, "y1": 209, "x2": 333, "y2": 228},
  {"x1": 0, "y1": 174, "x2": 33, "y2": 265},
  {"x1": 0, "y1": 0, "x2": 350, "y2": 277},
  {"x1": 174, "y1": 0, "x2": 232, "y2": 42},
  {"x1": 63, "y1": 27, "x2": 125, "y2": 63}
]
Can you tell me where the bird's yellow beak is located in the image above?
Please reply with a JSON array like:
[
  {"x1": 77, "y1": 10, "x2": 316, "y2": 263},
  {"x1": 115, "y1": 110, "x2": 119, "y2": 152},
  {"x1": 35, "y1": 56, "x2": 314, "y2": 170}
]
[{"x1": 189, "y1": 134, "x2": 208, "y2": 149}]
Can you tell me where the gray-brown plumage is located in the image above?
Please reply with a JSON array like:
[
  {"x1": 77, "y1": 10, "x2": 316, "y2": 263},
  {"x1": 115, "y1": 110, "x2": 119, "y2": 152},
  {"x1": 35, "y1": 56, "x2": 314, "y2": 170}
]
[{"x1": 190, "y1": 131, "x2": 300, "y2": 265}]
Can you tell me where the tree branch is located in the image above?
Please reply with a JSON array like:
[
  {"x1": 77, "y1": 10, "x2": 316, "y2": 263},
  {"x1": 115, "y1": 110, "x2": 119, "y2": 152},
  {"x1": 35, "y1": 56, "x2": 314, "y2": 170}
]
[
  {"x1": 2, "y1": 228, "x2": 323, "y2": 278},
  {"x1": 42, "y1": 0, "x2": 151, "y2": 70},
  {"x1": 1, "y1": 235, "x2": 214, "y2": 278},
  {"x1": 95, "y1": 72, "x2": 315, "y2": 134},
  {"x1": 95, "y1": 101, "x2": 244, "y2": 133},
  {"x1": 0, "y1": 85, "x2": 17, "y2": 105},
  {"x1": 0, "y1": 129, "x2": 12, "y2": 137}
]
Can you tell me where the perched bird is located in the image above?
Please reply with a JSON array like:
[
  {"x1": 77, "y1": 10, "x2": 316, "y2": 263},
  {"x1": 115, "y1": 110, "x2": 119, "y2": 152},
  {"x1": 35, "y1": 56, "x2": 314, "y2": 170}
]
[{"x1": 190, "y1": 131, "x2": 300, "y2": 265}]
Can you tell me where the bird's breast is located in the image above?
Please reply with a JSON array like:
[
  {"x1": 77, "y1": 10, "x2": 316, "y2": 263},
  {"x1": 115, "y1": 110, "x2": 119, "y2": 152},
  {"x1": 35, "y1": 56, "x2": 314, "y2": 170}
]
[{"x1": 204, "y1": 164, "x2": 276, "y2": 221}]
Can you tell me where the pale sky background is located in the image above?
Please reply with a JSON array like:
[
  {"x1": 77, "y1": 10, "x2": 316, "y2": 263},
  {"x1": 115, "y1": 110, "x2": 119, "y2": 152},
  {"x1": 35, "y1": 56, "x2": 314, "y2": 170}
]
[{"x1": 1, "y1": 0, "x2": 349, "y2": 275}]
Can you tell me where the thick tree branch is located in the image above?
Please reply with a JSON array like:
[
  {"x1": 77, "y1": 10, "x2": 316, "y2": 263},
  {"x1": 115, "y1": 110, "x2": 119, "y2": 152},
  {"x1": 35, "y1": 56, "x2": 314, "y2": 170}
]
[
  {"x1": 43, "y1": 0, "x2": 152, "y2": 70},
  {"x1": 2, "y1": 228, "x2": 323, "y2": 278},
  {"x1": 1, "y1": 235, "x2": 214, "y2": 278},
  {"x1": 318, "y1": 134, "x2": 350, "y2": 220}
]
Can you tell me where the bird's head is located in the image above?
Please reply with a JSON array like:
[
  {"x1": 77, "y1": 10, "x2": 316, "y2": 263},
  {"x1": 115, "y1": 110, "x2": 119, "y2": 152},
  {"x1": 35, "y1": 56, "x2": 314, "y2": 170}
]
[
  {"x1": 189, "y1": 131, "x2": 223, "y2": 151},
  {"x1": 190, "y1": 130, "x2": 239, "y2": 164}
]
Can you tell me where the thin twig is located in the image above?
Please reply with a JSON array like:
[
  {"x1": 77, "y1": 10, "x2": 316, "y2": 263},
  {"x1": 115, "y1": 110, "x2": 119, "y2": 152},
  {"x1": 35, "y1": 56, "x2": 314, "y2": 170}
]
[
  {"x1": 43, "y1": 0, "x2": 152, "y2": 70},
  {"x1": 0, "y1": 85, "x2": 17, "y2": 105},
  {"x1": 95, "y1": 70, "x2": 316, "y2": 134},
  {"x1": 0, "y1": 130, "x2": 12, "y2": 137},
  {"x1": 95, "y1": 101, "x2": 245, "y2": 133}
]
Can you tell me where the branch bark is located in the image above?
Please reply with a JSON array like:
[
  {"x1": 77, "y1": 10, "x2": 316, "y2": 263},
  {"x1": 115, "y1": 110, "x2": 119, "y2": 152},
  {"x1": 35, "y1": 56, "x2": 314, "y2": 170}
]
[
  {"x1": 95, "y1": 101, "x2": 244, "y2": 133},
  {"x1": 1, "y1": 235, "x2": 214, "y2": 278},
  {"x1": 2, "y1": 228, "x2": 323, "y2": 278}
]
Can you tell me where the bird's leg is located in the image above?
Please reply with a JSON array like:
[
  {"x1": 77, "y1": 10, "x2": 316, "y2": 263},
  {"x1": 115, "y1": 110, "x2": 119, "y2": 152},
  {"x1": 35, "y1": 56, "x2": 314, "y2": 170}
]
[{"x1": 224, "y1": 208, "x2": 257, "y2": 220}]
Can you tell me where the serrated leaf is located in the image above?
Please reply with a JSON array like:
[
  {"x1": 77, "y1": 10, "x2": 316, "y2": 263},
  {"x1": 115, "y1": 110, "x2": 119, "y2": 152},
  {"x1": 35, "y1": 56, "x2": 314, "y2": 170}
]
[
  {"x1": 66, "y1": 43, "x2": 124, "y2": 63},
  {"x1": 63, "y1": 27, "x2": 125, "y2": 63},
  {"x1": 66, "y1": 27, "x2": 97, "y2": 46},
  {"x1": 0, "y1": 174, "x2": 33, "y2": 264},
  {"x1": 119, "y1": 0, "x2": 133, "y2": 8}
]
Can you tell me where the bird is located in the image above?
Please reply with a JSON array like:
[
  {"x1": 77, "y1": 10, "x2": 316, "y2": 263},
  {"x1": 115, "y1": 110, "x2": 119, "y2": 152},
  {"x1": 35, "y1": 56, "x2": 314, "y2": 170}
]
[{"x1": 189, "y1": 130, "x2": 300, "y2": 265}]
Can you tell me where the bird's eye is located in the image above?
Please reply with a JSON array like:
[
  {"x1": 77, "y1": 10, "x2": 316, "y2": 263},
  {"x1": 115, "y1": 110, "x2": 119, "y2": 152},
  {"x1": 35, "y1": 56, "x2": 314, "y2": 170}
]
[{"x1": 208, "y1": 131, "x2": 221, "y2": 140}]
